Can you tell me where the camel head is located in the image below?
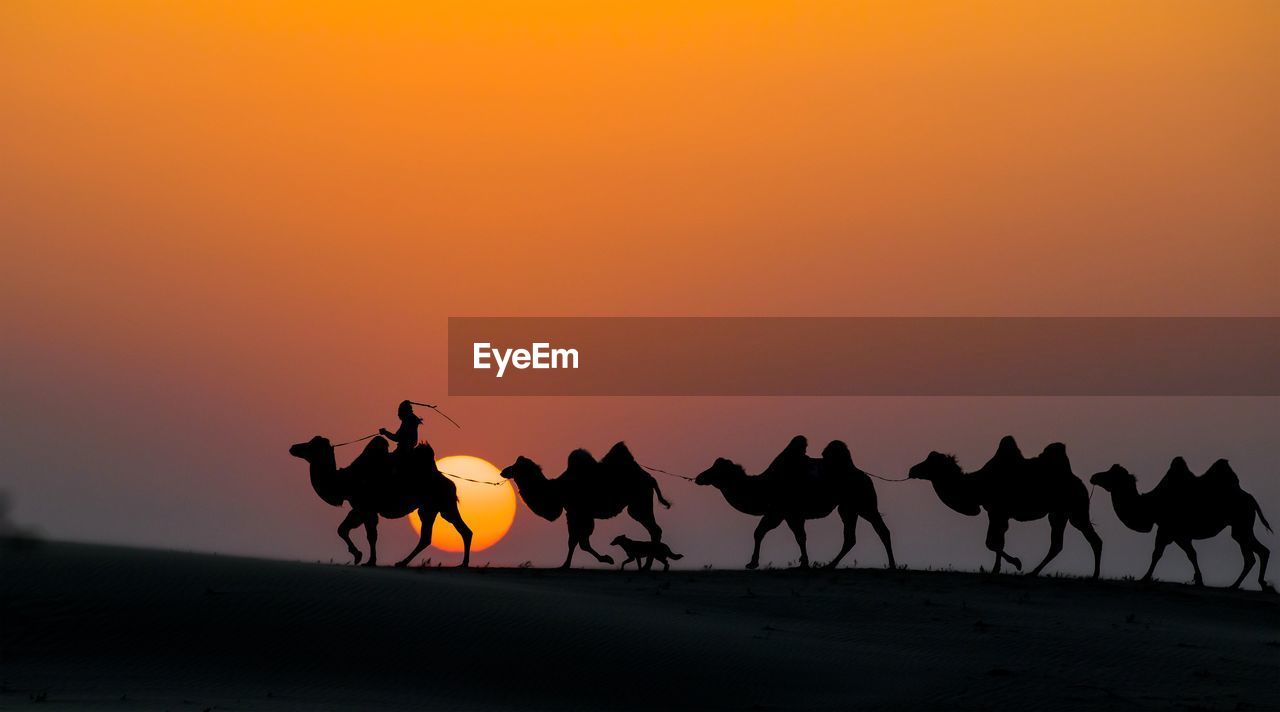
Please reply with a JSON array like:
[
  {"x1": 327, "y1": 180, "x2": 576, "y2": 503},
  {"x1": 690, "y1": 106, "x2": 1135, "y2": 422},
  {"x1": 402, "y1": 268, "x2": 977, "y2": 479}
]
[
  {"x1": 1089, "y1": 464, "x2": 1136, "y2": 492},
  {"x1": 907, "y1": 451, "x2": 961, "y2": 482},
  {"x1": 695, "y1": 457, "x2": 745, "y2": 488},
  {"x1": 500, "y1": 456, "x2": 541, "y2": 482},
  {"x1": 289, "y1": 436, "x2": 334, "y2": 464},
  {"x1": 289, "y1": 436, "x2": 344, "y2": 507}
]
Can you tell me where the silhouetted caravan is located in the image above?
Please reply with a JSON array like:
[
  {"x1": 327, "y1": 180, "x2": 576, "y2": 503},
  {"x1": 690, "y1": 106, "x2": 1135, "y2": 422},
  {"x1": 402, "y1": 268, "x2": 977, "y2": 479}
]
[
  {"x1": 1091, "y1": 458, "x2": 1272, "y2": 590},
  {"x1": 695, "y1": 436, "x2": 895, "y2": 570},
  {"x1": 289, "y1": 435, "x2": 472, "y2": 567},
  {"x1": 499, "y1": 442, "x2": 671, "y2": 568},
  {"x1": 611, "y1": 535, "x2": 683, "y2": 571},
  {"x1": 908, "y1": 436, "x2": 1102, "y2": 578}
]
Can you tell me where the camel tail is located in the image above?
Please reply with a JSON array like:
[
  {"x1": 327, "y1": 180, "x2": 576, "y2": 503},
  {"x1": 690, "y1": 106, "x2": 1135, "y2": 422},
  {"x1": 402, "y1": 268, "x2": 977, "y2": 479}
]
[
  {"x1": 652, "y1": 480, "x2": 672, "y2": 509},
  {"x1": 1251, "y1": 494, "x2": 1272, "y2": 533}
]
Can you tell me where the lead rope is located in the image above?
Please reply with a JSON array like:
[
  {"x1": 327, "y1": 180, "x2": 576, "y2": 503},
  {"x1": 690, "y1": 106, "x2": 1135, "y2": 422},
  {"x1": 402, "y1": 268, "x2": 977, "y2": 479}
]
[
  {"x1": 639, "y1": 463, "x2": 696, "y2": 482},
  {"x1": 440, "y1": 470, "x2": 505, "y2": 487},
  {"x1": 866, "y1": 472, "x2": 910, "y2": 482},
  {"x1": 332, "y1": 433, "x2": 378, "y2": 448}
]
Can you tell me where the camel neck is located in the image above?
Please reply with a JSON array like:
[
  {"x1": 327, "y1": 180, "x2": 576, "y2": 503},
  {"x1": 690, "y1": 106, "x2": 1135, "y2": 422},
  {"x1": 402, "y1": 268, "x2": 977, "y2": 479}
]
[
  {"x1": 513, "y1": 470, "x2": 564, "y2": 521},
  {"x1": 309, "y1": 450, "x2": 345, "y2": 507},
  {"x1": 715, "y1": 473, "x2": 771, "y2": 516},
  {"x1": 1108, "y1": 483, "x2": 1155, "y2": 532},
  {"x1": 930, "y1": 471, "x2": 982, "y2": 515}
]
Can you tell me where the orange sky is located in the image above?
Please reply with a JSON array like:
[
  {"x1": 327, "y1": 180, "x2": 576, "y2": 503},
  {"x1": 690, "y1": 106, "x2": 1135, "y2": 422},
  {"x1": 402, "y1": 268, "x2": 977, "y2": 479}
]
[{"x1": 1, "y1": 2, "x2": 1276, "y2": 575}]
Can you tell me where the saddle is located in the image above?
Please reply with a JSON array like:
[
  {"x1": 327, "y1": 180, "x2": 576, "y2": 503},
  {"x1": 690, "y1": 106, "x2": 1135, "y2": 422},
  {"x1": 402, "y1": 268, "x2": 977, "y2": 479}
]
[{"x1": 349, "y1": 437, "x2": 435, "y2": 482}]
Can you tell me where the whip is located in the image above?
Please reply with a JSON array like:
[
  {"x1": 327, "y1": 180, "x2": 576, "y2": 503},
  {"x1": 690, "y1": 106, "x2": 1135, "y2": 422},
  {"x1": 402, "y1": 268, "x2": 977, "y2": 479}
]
[{"x1": 409, "y1": 401, "x2": 462, "y2": 429}]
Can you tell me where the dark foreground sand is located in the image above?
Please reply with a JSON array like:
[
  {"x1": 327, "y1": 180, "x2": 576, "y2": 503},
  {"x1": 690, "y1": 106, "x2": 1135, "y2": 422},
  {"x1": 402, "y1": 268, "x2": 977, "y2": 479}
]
[{"x1": 2, "y1": 541, "x2": 1277, "y2": 711}]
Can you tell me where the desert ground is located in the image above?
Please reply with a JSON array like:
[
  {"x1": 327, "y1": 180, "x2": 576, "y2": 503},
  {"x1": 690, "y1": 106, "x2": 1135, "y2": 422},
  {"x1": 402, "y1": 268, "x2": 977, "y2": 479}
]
[{"x1": 2, "y1": 540, "x2": 1277, "y2": 711}]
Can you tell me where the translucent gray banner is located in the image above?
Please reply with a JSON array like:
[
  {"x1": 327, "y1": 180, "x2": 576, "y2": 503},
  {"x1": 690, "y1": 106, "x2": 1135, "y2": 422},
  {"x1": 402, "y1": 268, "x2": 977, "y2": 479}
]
[{"x1": 448, "y1": 317, "x2": 1279, "y2": 396}]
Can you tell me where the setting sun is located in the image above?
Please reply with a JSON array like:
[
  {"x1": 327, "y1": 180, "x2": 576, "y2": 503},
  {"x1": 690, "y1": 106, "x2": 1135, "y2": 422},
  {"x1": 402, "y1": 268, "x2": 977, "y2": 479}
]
[{"x1": 410, "y1": 455, "x2": 516, "y2": 552}]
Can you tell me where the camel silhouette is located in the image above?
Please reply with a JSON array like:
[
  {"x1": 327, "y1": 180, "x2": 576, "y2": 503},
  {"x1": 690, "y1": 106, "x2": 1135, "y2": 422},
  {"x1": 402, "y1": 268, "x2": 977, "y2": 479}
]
[
  {"x1": 1091, "y1": 458, "x2": 1272, "y2": 590},
  {"x1": 908, "y1": 436, "x2": 1102, "y2": 578},
  {"x1": 694, "y1": 436, "x2": 895, "y2": 570},
  {"x1": 499, "y1": 442, "x2": 671, "y2": 568},
  {"x1": 289, "y1": 435, "x2": 472, "y2": 567}
]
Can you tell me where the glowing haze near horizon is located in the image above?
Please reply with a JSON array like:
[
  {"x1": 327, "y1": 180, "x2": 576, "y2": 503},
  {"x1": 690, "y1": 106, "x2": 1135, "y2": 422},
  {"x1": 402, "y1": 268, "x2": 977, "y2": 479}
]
[{"x1": 2, "y1": 2, "x2": 1276, "y2": 582}]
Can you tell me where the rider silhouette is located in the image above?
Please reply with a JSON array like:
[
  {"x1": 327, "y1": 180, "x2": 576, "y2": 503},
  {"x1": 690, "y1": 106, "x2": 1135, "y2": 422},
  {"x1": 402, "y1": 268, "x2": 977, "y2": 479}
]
[{"x1": 380, "y1": 400, "x2": 423, "y2": 461}]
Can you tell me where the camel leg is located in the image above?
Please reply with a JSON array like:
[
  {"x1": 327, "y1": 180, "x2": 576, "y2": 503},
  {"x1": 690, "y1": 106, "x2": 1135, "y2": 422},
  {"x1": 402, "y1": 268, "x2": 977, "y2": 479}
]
[
  {"x1": 438, "y1": 503, "x2": 473, "y2": 568},
  {"x1": 786, "y1": 517, "x2": 810, "y2": 569},
  {"x1": 562, "y1": 515, "x2": 586, "y2": 569},
  {"x1": 1142, "y1": 528, "x2": 1172, "y2": 583},
  {"x1": 396, "y1": 509, "x2": 438, "y2": 568},
  {"x1": 1255, "y1": 539, "x2": 1272, "y2": 591},
  {"x1": 361, "y1": 513, "x2": 379, "y2": 567},
  {"x1": 337, "y1": 510, "x2": 364, "y2": 565},
  {"x1": 562, "y1": 530, "x2": 579, "y2": 569},
  {"x1": 1174, "y1": 539, "x2": 1204, "y2": 586},
  {"x1": 1070, "y1": 511, "x2": 1103, "y2": 580},
  {"x1": 864, "y1": 509, "x2": 896, "y2": 570},
  {"x1": 1229, "y1": 526, "x2": 1258, "y2": 590},
  {"x1": 825, "y1": 506, "x2": 858, "y2": 570},
  {"x1": 748, "y1": 514, "x2": 784, "y2": 569},
  {"x1": 627, "y1": 501, "x2": 663, "y2": 570},
  {"x1": 985, "y1": 515, "x2": 1020, "y2": 574},
  {"x1": 575, "y1": 519, "x2": 614, "y2": 566},
  {"x1": 1029, "y1": 512, "x2": 1067, "y2": 577}
]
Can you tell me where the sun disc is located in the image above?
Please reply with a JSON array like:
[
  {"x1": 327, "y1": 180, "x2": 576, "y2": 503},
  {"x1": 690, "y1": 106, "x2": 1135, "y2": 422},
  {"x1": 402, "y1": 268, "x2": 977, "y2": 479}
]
[{"x1": 408, "y1": 455, "x2": 515, "y2": 552}]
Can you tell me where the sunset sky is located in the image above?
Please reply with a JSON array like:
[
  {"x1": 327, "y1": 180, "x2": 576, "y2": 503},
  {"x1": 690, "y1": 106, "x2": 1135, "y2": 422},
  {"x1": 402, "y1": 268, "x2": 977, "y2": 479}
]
[{"x1": 2, "y1": 2, "x2": 1276, "y2": 579}]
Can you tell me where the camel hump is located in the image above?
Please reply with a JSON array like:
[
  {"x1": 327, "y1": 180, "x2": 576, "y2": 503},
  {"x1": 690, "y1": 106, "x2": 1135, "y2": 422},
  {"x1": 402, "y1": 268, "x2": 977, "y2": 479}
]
[
  {"x1": 1147, "y1": 455, "x2": 1196, "y2": 499},
  {"x1": 777, "y1": 435, "x2": 809, "y2": 461},
  {"x1": 602, "y1": 441, "x2": 637, "y2": 466},
  {"x1": 821, "y1": 440, "x2": 854, "y2": 468},
  {"x1": 567, "y1": 448, "x2": 597, "y2": 470},
  {"x1": 1169, "y1": 456, "x2": 1193, "y2": 477},
  {"x1": 1203, "y1": 458, "x2": 1240, "y2": 488},
  {"x1": 980, "y1": 435, "x2": 1025, "y2": 473},
  {"x1": 349, "y1": 437, "x2": 390, "y2": 472},
  {"x1": 997, "y1": 435, "x2": 1022, "y2": 458},
  {"x1": 1036, "y1": 443, "x2": 1071, "y2": 472},
  {"x1": 763, "y1": 435, "x2": 810, "y2": 479}
]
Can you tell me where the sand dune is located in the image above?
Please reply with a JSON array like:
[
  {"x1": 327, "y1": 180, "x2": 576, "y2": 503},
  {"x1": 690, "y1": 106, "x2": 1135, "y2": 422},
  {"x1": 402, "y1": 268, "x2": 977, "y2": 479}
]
[{"x1": 3, "y1": 540, "x2": 1277, "y2": 710}]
